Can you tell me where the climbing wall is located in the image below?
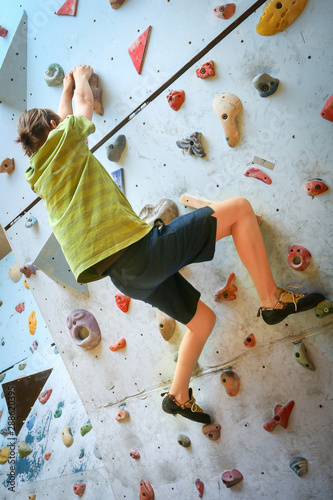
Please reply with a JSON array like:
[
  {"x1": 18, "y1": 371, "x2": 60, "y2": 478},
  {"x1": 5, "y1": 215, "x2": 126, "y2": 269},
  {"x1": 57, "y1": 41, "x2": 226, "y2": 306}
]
[
  {"x1": 0, "y1": 0, "x2": 333, "y2": 498},
  {"x1": 0, "y1": 253, "x2": 115, "y2": 499}
]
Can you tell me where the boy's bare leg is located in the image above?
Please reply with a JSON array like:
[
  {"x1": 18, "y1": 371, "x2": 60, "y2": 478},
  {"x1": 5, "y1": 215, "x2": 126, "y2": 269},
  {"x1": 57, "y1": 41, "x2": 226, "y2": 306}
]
[
  {"x1": 57, "y1": 71, "x2": 75, "y2": 120},
  {"x1": 170, "y1": 197, "x2": 277, "y2": 404}
]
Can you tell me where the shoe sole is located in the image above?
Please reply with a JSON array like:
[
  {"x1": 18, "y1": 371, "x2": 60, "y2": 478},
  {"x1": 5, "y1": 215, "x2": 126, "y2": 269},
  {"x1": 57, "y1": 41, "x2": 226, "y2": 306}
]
[
  {"x1": 262, "y1": 293, "x2": 325, "y2": 325},
  {"x1": 162, "y1": 396, "x2": 211, "y2": 424}
]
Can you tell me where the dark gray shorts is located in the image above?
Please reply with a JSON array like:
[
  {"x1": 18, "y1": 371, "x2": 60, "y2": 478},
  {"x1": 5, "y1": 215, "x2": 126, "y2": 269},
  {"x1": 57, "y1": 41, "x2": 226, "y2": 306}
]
[{"x1": 107, "y1": 206, "x2": 217, "y2": 324}]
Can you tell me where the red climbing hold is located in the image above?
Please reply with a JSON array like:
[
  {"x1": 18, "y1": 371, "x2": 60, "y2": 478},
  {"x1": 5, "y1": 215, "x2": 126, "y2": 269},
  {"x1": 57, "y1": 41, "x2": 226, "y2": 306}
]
[
  {"x1": 0, "y1": 26, "x2": 8, "y2": 37},
  {"x1": 195, "y1": 478, "x2": 204, "y2": 498},
  {"x1": 196, "y1": 60, "x2": 215, "y2": 79},
  {"x1": 263, "y1": 400, "x2": 295, "y2": 432},
  {"x1": 128, "y1": 26, "x2": 152, "y2": 74},
  {"x1": 140, "y1": 479, "x2": 154, "y2": 500},
  {"x1": 73, "y1": 483, "x2": 86, "y2": 497},
  {"x1": 166, "y1": 90, "x2": 185, "y2": 111},
  {"x1": 38, "y1": 389, "x2": 52, "y2": 404},
  {"x1": 321, "y1": 95, "x2": 333, "y2": 122},
  {"x1": 215, "y1": 272, "x2": 237, "y2": 301},
  {"x1": 15, "y1": 303, "x2": 25, "y2": 313},
  {"x1": 115, "y1": 293, "x2": 131, "y2": 312},
  {"x1": 56, "y1": 0, "x2": 78, "y2": 16}
]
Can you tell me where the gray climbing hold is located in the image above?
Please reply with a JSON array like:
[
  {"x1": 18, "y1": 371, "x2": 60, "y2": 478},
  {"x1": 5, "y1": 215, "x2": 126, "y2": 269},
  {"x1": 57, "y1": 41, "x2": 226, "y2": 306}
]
[
  {"x1": 289, "y1": 456, "x2": 308, "y2": 477},
  {"x1": 252, "y1": 73, "x2": 279, "y2": 97},
  {"x1": 0, "y1": 373, "x2": 6, "y2": 383},
  {"x1": 106, "y1": 135, "x2": 126, "y2": 162},
  {"x1": 177, "y1": 434, "x2": 191, "y2": 447},
  {"x1": 44, "y1": 63, "x2": 65, "y2": 86},
  {"x1": 176, "y1": 132, "x2": 206, "y2": 157},
  {"x1": 93, "y1": 443, "x2": 102, "y2": 460},
  {"x1": 139, "y1": 198, "x2": 179, "y2": 226}
]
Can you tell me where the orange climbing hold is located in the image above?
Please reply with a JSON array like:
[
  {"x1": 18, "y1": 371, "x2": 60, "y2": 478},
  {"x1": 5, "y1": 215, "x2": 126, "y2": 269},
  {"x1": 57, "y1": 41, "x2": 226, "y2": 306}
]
[
  {"x1": 109, "y1": 338, "x2": 127, "y2": 351},
  {"x1": 215, "y1": 272, "x2": 237, "y2": 301},
  {"x1": 220, "y1": 370, "x2": 240, "y2": 397},
  {"x1": 321, "y1": 95, "x2": 333, "y2": 122},
  {"x1": 128, "y1": 26, "x2": 152, "y2": 74},
  {"x1": 116, "y1": 409, "x2": 129, "y2": 421},
  {"x1": 44, "y1": 452, "x2": 51, "y2": 460},
  {"x1": 56, "y1": 0, "x2": 78, "y2": 16}
]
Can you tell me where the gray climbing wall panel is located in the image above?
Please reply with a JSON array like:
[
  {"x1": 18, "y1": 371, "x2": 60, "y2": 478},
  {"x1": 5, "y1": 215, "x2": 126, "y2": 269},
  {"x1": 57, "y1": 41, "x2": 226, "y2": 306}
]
[{"x1": 0, "y1": 0, "x2": 332, "y2": 498}]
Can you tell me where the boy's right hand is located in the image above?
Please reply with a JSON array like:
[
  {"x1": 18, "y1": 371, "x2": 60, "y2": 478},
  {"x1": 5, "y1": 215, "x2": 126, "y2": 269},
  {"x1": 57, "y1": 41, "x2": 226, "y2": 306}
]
[{"x1": 73, "y1": 64, "x2": 93, "y2": 81}]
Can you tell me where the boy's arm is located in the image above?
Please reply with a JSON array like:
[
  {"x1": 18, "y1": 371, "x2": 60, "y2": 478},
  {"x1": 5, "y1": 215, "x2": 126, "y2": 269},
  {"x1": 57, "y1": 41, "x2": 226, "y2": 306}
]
[
  {"x1": 57, "y1": 71, "x2": 74, "y2": 120},
  {"x1": 73, "y1": 65, "x2": 94, "y2": 121}
]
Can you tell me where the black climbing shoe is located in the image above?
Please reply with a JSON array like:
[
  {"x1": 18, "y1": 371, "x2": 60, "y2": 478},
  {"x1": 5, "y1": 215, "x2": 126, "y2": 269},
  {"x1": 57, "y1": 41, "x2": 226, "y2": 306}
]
[
  {"x1": 257, "y1": 287, "x2": 325, "y2": 326},
  {"x1": 162, "y1": 388, "x2": 211, "y2": 424}
]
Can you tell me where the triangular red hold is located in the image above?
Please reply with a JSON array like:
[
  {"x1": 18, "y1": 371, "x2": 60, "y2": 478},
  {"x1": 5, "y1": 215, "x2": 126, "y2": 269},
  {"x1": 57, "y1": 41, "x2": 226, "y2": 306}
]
[
  {"x1": 128, "y1": 26, "x2": 152, "y2": 74},
  {"x1": 56, "y1": 0, "x2": 78, "y2": 16}
]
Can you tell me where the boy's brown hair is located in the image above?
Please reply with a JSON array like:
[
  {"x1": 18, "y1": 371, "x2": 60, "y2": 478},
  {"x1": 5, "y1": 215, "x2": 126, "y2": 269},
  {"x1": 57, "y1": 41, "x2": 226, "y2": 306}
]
[{"x1": 16, "y1": 108, "x2": 61, "y2": 157}]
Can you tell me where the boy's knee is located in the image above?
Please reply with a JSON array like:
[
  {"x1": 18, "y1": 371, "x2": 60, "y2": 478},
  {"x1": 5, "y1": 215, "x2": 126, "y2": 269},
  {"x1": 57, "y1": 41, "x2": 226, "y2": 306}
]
[{"x1": 236, "y1": 197, "x2": 253, "y2": 215}]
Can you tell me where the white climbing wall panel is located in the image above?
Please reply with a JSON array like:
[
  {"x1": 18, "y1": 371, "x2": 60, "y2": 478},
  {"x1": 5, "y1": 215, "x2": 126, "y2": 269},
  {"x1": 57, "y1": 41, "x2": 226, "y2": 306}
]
[{"x1": 0, "y1": 0, "x2": 333, "y2": 498}]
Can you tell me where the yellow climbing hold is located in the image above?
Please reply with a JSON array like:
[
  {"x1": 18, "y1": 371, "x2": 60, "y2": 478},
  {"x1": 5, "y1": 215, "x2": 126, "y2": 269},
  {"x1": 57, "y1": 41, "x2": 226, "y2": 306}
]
[
  {"x1": 28, "y1": 495, "x2": 36, "y2": 500},
  {"x1": 24, "y1": 279, "x2": 30, "y2": 289},
  {"x1": 62, "y1": 426, "x2": 74, "y2": 447},
  {"x1": 0, "y1": 446, "x2": 10, "y2": 464},
  {"x1": 29, "y1": 311, "x2": 37, "y2": 335},
  {"x1": 256, "y1": 0, "x2": 307, "y2": 36}
]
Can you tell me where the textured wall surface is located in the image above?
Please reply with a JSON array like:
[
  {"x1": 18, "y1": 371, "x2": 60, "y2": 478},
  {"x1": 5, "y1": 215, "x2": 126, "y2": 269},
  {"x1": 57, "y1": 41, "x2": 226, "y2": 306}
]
[{"x1": 0, "y1": 0, "x2": 332, "y2": 498}]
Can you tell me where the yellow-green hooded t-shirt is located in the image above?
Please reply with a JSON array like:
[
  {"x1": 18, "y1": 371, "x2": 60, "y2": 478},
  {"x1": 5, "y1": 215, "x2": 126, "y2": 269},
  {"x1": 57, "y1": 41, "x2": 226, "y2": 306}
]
[{"x1": 25, "y1": 114, "x2": 152, "y2": 283}]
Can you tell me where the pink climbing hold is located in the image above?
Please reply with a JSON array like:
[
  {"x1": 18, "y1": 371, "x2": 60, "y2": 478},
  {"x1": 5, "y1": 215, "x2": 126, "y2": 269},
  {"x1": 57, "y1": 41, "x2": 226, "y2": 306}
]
[
  {"x1": 73, "y1": 483, "x2": 86, "y2": 497},
  {"x1": 0, "y1": 26, "x2": 8, "y2": 37},
  {"x1": 115, "y1": 293, "x2": 131, "y2": 312},
  {"x1": 303, "y1": 178, "x2": 328, "y2": 198},
  {"x1": 215, "y1": 272, "x2": 237, "y2": 301},
  {"x1": 321, "y1": 95, "x2": 333, "y2": 122},
  {"x1": 195, "y1": 478, "x2": 204, "y2": 498},
  {"x1": 287, "y1": 245, "x2": 311, "y2": 271},
  {"x1": 263, "y1": 400, "x2": 295, "y2": 432},
  {"x1": 15, "y1": 303, "x2": 25, "y2": 313},
  {"x1": 32, "y1": 341, "x2": 38, "y2": 350},
  {"x1": 196, "y1": 61, "x2": 215, "y2": 79},
  {"x1": 166, "y1": 90, "x2": 185, "y2": 111},
  {"x1": 109, "y1": 338, "x2": 126, "y2": 351},
  {"x1": 221, "y1": 469, "x2": 243, "y2": 488},
  {"x1": 214, "y1": 4, "x2": 236, "y2": 19},
  {"x1": 140, "y1": 479, "x2": 154, "y2": 500},
  {"x1": 244, "y1": 333, "x2": 256, "y2": 348},
  {"x1": 244, "y1": 167, "x2": 272, "y2": 184},
  {"x1": 56, "y1": 0, "x2": 78, "y2": 16},
  {"x1": 130, "y1": 447, "x2": 141, "y2": 459},
  {"x1": 38, "y1": 389, "x2": 52, "y2": 404}
]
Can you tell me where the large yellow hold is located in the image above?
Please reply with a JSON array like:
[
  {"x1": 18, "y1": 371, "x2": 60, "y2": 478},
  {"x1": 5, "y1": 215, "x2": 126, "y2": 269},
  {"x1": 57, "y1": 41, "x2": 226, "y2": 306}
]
[{"x1": 256, "y1": 0, "x2": 307, "y2": 36}]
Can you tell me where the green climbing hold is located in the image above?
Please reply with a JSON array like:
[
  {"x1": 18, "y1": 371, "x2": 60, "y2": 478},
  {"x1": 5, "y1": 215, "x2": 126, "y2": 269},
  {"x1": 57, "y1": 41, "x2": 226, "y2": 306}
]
[
  {"x1": 0, "y1": 373, "x2": 6, "y2": 383},
  {"x1": 293, "y1": 341, "x2": 316, "y2": 371},
  {"x1": 80, "y1": 423, "x2": 92, "y2": 436},
  {"x1": 18, "y1": 363, "x2": 26, "y2": 370},
  {"x1": 18, "y1": 441, "x2": 33, "y2": 458},
  {"x1": 54, "y1": 408, "x2": 62, "y2": 418}
]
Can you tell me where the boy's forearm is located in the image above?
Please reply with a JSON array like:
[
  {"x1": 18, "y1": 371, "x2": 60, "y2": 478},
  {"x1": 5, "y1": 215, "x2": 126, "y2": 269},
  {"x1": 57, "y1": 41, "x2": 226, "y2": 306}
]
[
  {"x1": 73, "y1": 78, "x2": 93, "y2": 106},
  {"x1": 58, "y1": 89, "x2": 73, "y2": 120}
]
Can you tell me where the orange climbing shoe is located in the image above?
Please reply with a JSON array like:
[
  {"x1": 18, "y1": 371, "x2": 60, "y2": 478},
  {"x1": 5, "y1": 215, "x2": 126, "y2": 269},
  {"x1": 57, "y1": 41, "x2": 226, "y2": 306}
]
[
  {"x1": 162, "y1": 388, "x2": 211, "y2": 424},
  {"x1": 258, "y1": 287, "x2": 325, "y2": 325}
]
